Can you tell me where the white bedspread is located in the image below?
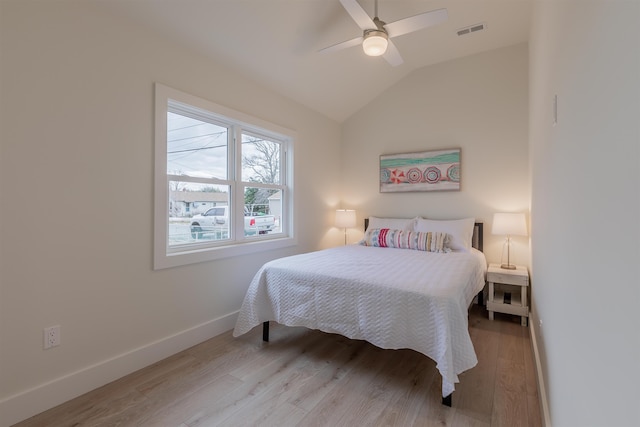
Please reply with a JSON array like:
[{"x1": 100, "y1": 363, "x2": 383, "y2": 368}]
[{"x1": 233, "y1": 244, "x2": 487, "y2": 397}]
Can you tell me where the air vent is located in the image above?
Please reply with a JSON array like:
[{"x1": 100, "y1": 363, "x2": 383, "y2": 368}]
[{"x1": 457, "y1": 23, "x2": 486, "y2": 36}]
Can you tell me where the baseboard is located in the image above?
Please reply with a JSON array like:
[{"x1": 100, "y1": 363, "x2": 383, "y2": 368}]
[
  {"x1": 0, "y1": 311, "x2": 239, "y2": 427},
  {"x1": 528, "y1": 312, "x2": 552, "y2": 427}
]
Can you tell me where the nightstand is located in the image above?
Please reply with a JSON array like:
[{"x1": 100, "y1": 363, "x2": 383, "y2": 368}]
[{"x1": 487, "y1": 263, "x2": 529, "y2": 326}]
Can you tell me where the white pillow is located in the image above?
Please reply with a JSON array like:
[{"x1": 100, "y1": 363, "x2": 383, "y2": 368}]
[
  {"x1": 367, "y1": 216, "x2": 417, "y2": 231},
  {"x1": 414, "y1": 217, "x2": 475, "y2": 252}
]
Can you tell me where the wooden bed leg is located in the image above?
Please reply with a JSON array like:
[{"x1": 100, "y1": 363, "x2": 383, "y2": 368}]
[
  {"x1": 442, "y1": 393, "x2": 452, "y2": 407},
  {"x1": 262, "y1": 321, "x2": 269, "y2": 342}
]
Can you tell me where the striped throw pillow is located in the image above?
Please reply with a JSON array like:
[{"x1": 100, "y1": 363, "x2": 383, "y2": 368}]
[{"x1": 360, "y1": 228, "x2": 450, "y2": 253}]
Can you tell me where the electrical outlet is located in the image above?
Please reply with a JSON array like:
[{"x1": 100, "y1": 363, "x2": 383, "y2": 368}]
[{"x1": 44, "y1": 325, "x2": 61, "y2": 349}]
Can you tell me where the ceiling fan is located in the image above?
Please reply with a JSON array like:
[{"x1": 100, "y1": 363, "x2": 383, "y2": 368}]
[{"x1": 320, "y1": 0, "x2": 448, "y2": 66}]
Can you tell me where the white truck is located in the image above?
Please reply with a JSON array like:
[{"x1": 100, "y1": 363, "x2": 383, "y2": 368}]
[{"x1": 190, "y1": 206, "x2": 275, "y2": 239}]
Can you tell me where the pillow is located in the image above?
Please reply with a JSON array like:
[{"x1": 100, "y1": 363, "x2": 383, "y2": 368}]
[
  {"x1": 414, "y1": 217, "x2": 475, "y2": 252},
  {"x1": 360, "y1": 228, "x2": 450, "y2": 253},
  {"x1": 367, "y1": 216, "x2": 417, "y2": 231}
]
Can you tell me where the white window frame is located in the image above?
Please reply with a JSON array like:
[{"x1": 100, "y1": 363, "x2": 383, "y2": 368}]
[{"x1": 154, "y1": 83, "x2": 296, "y2": 269}]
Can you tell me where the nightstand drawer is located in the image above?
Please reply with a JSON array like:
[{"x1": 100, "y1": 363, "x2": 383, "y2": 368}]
[{"x1": 487, "y1": 271, "x2": 528, "y2": 287}]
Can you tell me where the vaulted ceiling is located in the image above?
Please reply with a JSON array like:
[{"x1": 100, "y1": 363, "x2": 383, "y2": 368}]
[{"x1": 101, "y1": 0, "x2": 531, "y2": 122}]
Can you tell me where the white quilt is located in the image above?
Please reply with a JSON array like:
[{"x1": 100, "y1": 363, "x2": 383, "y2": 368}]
[{"x1": 233, "y1": 244, "x2": 487, "y2": 397}]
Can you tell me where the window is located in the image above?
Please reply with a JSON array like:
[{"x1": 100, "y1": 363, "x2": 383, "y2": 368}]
[{"x1": 154, "y1": 84, "x2": 295, "y2": 269}]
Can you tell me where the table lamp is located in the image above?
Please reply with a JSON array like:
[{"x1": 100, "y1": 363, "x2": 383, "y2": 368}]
[
  {"x1": 492, "y1": 212, "x2": 527, "y2": 269},
  {"x1": 335, "y1": 209, "x2": 356, "y2": 245}
]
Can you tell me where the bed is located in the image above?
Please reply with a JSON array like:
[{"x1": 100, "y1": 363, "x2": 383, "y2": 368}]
[{"x1": 233, "y1": 217, "x2": 486, "y2": 406}]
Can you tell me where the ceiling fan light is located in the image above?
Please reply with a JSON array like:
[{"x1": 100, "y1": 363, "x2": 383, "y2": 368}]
[{"x1": 363, "y1": 30, "x2": 388, "y2": 56}]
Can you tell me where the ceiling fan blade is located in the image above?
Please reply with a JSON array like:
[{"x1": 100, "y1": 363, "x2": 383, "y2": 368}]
[
  {"x1": 383, "y1": 40, "x2": 403, "y2": 67},
  {"x1": 339, "y1": 0, "x2": 375, "y2": 30},
  {"x1": 385, "y1": 8, "x2": 448, "y2": 38},
  {"x1": 319, "y1": 36, "x2": 363, "y2": 54}
]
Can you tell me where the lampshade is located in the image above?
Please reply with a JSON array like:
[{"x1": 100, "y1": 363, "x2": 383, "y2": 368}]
[
  {"x1": 335, "y1": 209, "x2": 357, "y2": 228},
  {"x1": 362, "y1": 31, "x2": 388, "y2": 56},
  {"x1": 492, "y1": 213, "x2": 528, "y2": 236}
]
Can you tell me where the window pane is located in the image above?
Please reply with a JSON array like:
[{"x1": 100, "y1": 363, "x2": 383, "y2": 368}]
[
  {"x1": 244, "y1": 187, "x2": 280, "y2": 236},
  {"x1": 168, "y1": 182, "x2": 230, "y2": 246},
  {"x1": 167, "y1": 112, "x2": 228, "y2": 180},
  {"x1": 241, "y1": 134, "x2": 280, "y2": 184}
]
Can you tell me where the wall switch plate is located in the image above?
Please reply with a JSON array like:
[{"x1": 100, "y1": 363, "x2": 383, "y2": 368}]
[{"x1": 44, "y1": 325, "x2": 61, "y2": 349}]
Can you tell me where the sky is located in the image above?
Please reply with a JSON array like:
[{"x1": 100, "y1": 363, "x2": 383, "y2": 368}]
[
  {"x1": 167, "y1": 111, "x2": 278, "y2": 189},
  {"x1": 167, "y1": 111, "x2": 228, "y2": 180}
]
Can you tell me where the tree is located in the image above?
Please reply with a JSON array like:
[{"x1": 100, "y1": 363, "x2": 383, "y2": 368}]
[
  {"x1": 169, "y1": 179, "x2": 187, "y2": 192},
  {"x1": 202, "y1": 186, "x2": 222, "y2": 193},
  {"x1": 242, "y1": 138, "x2": 279, "y2": 184},
  {"x1": 243, "y1": 138, "x2": 280, "y2": 211}
]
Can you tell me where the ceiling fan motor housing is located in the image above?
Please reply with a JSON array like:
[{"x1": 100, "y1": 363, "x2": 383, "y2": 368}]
[{"x1": 363, "y1": 28, "x2": 388, "y2": 56}]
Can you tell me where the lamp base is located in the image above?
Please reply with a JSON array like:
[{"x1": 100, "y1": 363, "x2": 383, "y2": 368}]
[{"x1": 500, "y1": 263, "x2": 517, "y2": 270}]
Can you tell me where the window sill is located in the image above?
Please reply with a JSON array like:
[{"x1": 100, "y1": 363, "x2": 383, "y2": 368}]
[{"x1": 154, "y1": 235, "x2": 297, "y2": 270}]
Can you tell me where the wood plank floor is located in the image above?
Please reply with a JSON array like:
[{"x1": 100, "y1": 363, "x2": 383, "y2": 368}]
[{"x1": 14, "y1": 305, "x2": 542, "y2": 427}]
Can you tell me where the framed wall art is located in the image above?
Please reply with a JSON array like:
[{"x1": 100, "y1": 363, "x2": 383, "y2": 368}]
[{"x1": 380, "y1": 148, "x2": 460, "y2": 193}]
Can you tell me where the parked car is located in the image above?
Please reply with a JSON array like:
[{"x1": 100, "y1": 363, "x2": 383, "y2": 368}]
[{"x1": 190, "y1": 206, "x2": 275, "y2": 239}]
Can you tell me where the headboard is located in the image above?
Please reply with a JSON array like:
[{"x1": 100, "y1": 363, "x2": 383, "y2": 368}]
[{"x1": 363, "y1": 218, "x2": 484, "y2": 252}]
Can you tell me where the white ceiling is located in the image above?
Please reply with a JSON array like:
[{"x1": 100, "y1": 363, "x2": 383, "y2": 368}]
[{"x1": 101, "y1": 0, "x2": 531, "y2": 122}]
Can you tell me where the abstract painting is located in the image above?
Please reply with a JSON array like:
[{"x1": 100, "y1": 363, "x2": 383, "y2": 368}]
[{"x1": 380, "y1": 148, "x2": 460, "y2": 192}]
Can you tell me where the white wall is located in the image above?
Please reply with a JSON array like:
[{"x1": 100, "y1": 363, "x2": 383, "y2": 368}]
[
  {"x1": 341, "y1": 44, "x2": 530, "y2": 264},
  {"x1": 529, "y1": 1, "x2": 640, "y2": 426},
  {"x1": 0, "y1": 1, "x2": 342, "y2": 425}
]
